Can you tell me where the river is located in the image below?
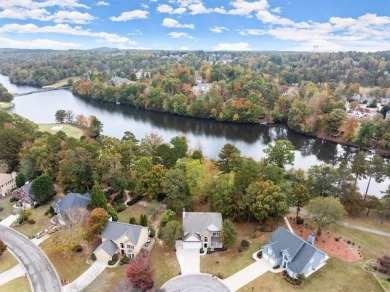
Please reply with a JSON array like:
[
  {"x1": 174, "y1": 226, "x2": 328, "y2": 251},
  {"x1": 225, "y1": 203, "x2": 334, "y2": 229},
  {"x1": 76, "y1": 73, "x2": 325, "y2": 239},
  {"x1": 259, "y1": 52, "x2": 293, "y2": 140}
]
[{"x1": 0, "y1": 74, "x2": 388, "y2": 198}]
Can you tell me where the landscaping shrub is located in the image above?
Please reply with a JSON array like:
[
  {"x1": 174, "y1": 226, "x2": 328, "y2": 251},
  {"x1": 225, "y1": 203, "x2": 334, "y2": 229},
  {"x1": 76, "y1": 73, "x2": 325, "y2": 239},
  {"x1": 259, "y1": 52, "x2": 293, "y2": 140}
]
[
  {"x1": 10, "y1": 197, "x2": 17, "y2": 202},
  {"x1": 0, "y1": 207, "x2": 3, "y2": 212},
  {"x1": 295, "y1": 217, "x2": 304, "y2": 225},
  {"x1": 116, "y1": 203, "x2": 126, "y2": 212},
  {"x1": 112, "y1": 253, "x2": 119, "y2": 262},
  {"x1": 200, "y1": 248, "x2": 204, "y2": 253},
  {"x1": 273, "y1": 265, "x2": 280, "y2": 269},
  {"x1": 237, "y1": 246, "x2": 244, "y2": 253},
  {"x1": 250, "y1": 232, "x2": 256, "y2": 238},
  {"x1": 241, "y1": 239, "x2": 249, "y2": 248},
  {"x1": 45, "y1": 206, "x2": 55, "y2": 216},
  {"x1": 72, "y1": 244, "x2": 83, "y2": 252},
  {"x1": 28, "y1": 219, "x2": 36, "y2": 224},
  {"x1": 257, "y1": 251, "x2": 262, "y2": 258},
  {"x1": 129, "y1": 217, "x2": 137, "y2": 224},
  {"x1": 334, "y1": 237, "x2": 340, "y2": 241},
  {"x1": 120, "y1": 256, "x2": 130, "y2": 265},
  {"x1": 148, "y1": 225, "x2": 155, "y2": 238},
  {"x1": 127, "y1": 196, "x2": 142, "y2": 206},
  {"x1": 91, "y1": 253, "x2": 96, "y2": 261}
]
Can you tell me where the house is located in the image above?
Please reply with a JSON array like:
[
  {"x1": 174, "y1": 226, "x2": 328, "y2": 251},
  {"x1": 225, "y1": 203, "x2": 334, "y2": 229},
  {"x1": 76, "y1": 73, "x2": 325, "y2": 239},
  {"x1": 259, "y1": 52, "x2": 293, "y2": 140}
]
[
  {"x1": 94, "y1": 221, "x2": 149, "y2": 262},
  {"x1": 262, "y1": 227, "x2": 328, "y2": 279},
  {"x1": 0, "y1": 172, "x2": 16, "y2": 197},
  {"x1": 12, "y1": 182, "x2": 35, "y2": 209},
  {"x1": 182, "y1": 211, "x2": 223, "y2": 251},
  {"x1": 110, "y1": 76, "x2": 133, "y2": 86},
  {"x1": 53, "y1": 192, "x2": 91, "y2": 225}
]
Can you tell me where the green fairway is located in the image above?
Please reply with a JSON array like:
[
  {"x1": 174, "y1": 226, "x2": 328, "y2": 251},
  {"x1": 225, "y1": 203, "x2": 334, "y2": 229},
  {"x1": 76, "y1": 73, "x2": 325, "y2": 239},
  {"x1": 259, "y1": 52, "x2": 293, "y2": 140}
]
[{"x1": 39, "y1": 123, "x2": 84, "y2": 139}]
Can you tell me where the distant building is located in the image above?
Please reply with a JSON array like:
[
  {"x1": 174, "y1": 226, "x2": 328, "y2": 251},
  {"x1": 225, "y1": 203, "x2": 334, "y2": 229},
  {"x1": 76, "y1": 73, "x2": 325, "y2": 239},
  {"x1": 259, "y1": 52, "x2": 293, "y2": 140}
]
[
  {"x1": 136, "y1": 69, "x2": 151, "y2": 80},
  {"x1": 110, "y1": 76, "x2": 133, "y2": 86},
  {"x1": 0, "y1": 172, "x2": 16, "y2": 197}
]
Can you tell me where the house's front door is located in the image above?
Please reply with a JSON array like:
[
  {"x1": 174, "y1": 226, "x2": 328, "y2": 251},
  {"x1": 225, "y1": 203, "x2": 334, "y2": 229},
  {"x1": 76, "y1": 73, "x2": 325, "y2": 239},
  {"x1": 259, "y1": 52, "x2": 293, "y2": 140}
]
[
  {"x1": 283, "y1": 261, "x2": 287, "y2": 268},
  {"x1": 204, "y1": 243, "x2": 208, "y2": 248},
  {"x1": 121, "y1": 249, "x2": 124, "y2": 255}
]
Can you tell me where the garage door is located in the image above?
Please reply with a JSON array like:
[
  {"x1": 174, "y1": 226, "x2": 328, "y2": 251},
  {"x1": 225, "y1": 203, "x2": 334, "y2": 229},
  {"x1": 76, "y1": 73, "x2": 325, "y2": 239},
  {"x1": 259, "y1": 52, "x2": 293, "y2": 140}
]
[
  {"x1": 183, "y1": 241, "x2": 202, "y2": 249},
  {"x1": 263, "y1": 253, "x2": 275, "y2": 266}
]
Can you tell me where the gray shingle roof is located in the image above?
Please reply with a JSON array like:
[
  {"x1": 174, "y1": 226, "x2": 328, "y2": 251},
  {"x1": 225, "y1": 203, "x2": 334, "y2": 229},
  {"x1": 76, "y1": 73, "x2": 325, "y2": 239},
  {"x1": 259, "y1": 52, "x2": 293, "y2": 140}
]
[
  {"x1": 267, "y1": 227, "x2": 327, "y2": 274},
  {"x1": 183, "y1": 212, "x2": 222, "y2": 240},
  {"x1": 101, "y1": 221, "x2": 144, "y2": 245},
  {"x1": 56, "y1": 193, "x2": 91, "y2": 212},
  {"x1": 96, "y1": 240, "x2": 117, "y2": 257}
]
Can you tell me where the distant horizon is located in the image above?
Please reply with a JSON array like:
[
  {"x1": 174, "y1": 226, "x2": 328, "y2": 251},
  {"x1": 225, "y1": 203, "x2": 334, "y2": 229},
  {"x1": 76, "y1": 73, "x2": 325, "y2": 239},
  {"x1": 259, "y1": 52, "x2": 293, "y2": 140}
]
[{"x1": 0, "y1": 0, "x2": 389, "y2": 52}]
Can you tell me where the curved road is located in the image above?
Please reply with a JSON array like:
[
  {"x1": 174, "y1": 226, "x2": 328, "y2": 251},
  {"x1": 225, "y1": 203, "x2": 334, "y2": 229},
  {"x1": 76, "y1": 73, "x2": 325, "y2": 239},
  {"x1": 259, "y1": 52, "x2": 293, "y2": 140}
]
[{"x1": 0, "y1": 225, "x2": 62, "y2": 292}]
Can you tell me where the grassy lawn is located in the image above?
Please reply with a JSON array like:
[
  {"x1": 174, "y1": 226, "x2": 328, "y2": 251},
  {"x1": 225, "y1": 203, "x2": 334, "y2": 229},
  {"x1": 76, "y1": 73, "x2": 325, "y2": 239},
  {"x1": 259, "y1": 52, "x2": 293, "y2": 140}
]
[
  {"x1": 42, "y1": 77, "x2": 81, "y2": 89},
  {"x1": 0, "y1": 250, "x2": 18, "y2": 274},
  {"x1": 117, "y1": 201, "x2": 148, "y2": 224},
  {"x1": 0, "y1": 102, "x2": 15, "y2": 110},
  {"x1": 200, "y1": 222, "x2": 275, "y2": 279},
  {"x1": 38, "y1": 123, "x2": 84, "y2": 139},
  {"x1": 13, "y1": 203, "x2": 53, "y2": 238},
  {"x1": 0, "y1": 196, "x2": 15, "y2": 220},
  {"x1": 345, "y1": 211, "x2": 390, "y2": 233},
  {"x1": 151, "y1": 242, "x2": 180, "y2": 288},
  {"x1": 239, "y1": 258, "x2": 382, "y2": 292},
  {"x1": 0, "y1": 276, "x2": 31, "y2": 292},
  {"x1": 41, "y1": 237, "x2": 90, "y2": 282},
  {"x1": 85, "y1": 265, "x2": 128, "y2": 292}
]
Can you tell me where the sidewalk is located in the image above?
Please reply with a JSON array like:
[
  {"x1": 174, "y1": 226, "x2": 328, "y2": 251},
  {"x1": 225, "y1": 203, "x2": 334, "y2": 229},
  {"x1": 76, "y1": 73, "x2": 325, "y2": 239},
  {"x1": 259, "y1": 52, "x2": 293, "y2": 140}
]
[
  {"x1": 0, "y1": 264, "x2": 26, "y2": 286},
  {"x1": 63, "y1": 261, "x2": 106, "y2": 292},
  {"x1": 0, "y1": 214, "x2": 18, "y2": 227}
]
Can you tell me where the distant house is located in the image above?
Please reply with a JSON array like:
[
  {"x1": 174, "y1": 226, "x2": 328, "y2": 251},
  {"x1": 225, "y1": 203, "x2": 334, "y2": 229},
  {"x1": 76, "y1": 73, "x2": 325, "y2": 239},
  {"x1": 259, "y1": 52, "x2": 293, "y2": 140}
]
[
  {"x1": 110, "y1": 76, "x2": 133, "y2": 86},
  {"x1": 136, "y1": 69, "x2": 151, "y2": 80},
  {"x1": 191, "y1": 83, "x2": 211, "y2": 96},
  {"x1": 12, "y1": 182, "x2": 35, "y2": 209},
  {"x1": 182, "y1": 211, "x2": 223, "y2": 251},
  {"x1": 352, "y1": 93, "x2": 369, "y2": 104},
  {"x1": 0, "y1": 172, "x2": 16, "y2": 197},
  {"x1": 94, "y1": 221, "x2": 149, "y2": 262},
  {"x1": 53, "y1": 192, "x2": 91, "y2": 225},
  {"x1": 262, "y1": 227, "x2": 328, "y2": 279}
]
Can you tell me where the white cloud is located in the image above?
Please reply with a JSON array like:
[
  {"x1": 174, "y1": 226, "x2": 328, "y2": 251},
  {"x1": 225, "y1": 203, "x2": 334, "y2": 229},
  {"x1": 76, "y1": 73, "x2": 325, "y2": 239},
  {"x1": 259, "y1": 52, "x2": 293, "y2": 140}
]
[
  {"x1": 213, "y1": 42, "x2": 251, "y2": 51},
  {"x1": 141, "y1": 3, "x2": 149, "y2": 9},
  {"x1": 0, "y1": 23, "x2": 137, "y2": 45},
  {"x1": 0, "y1": 36, "x2": 81, "y2": 49},
  {"x1": 179, "y1": 46, "x2": 189, "y2": 50},
  {"x1": 110, "y1": 10, "x2": 149, "y2": 22},
  {"x1": 52, "y1": 10, "x2": 95, "y2": 24},
  {"x1": 227, "y1": 0, "x2": 268, "y2": 17},
  {"x1": 96, "y1": 1, "x2": 109, "y2": 6},
  {"x1": 0, "y1": 0, "x2": 89, "y2": 9},
  {"x1": 157, "y1": 4, "x2": 186, "y2": 14},
  {"x1": 239, "y1": 28, "x2": 266, "y2": 36},
  {"x1": 209, "y1": 26, "x2": 228, "y2": 33},
  {"x1": 188, "y1": 3, "x2": 209, "y2": 15},
  {"x1": 168, "y1": 32, "x2": 194, "y2": 39},
  {"x1": 162, "y1": 18, "x2": 194, "y2": 29}
]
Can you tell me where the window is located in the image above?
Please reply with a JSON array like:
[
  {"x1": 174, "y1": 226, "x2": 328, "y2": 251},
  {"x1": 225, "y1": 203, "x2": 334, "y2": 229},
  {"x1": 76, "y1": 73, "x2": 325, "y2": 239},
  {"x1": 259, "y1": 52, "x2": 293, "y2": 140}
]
[
  {"x1": 127, "y1": 244, "x2": 135, "y2": 249},
  {"x1": 120, "y1": 243, "x2": 124, "y2": 248},
  {"x1": 204, "y1": 237, "x2": 208, "y2": 242},
  {"x1": 212, "y1": 232, "x2": 219, "y2": 237}
]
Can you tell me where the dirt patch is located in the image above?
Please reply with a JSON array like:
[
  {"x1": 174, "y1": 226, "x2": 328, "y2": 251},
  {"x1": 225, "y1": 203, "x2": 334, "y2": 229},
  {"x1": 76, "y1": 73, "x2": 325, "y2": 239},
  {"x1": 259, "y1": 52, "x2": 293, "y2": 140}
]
[{"x1": 288, "y1": 217, "x2": 362, "y2": 262}]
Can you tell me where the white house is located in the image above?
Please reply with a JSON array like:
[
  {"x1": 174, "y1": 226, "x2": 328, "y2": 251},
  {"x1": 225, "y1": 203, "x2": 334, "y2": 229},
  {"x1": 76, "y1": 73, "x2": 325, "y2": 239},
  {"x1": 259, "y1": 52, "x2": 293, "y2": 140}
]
[
  {"x1": 94, "y1": 221, "x2": 149, "y2": 263},
  {"x1": 182, "y1": 211, "x2": 223, "y2": 251},
  {"x1": 0, "y1": 172, "x2": 16, "y2": 197}
]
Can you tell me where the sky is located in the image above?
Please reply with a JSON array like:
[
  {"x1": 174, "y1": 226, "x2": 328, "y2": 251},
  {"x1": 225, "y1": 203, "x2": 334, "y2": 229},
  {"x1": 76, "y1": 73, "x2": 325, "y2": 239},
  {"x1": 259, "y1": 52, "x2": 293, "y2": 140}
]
[{"x1": 0, "y1": 0, "x2": 389, "y2": 52}]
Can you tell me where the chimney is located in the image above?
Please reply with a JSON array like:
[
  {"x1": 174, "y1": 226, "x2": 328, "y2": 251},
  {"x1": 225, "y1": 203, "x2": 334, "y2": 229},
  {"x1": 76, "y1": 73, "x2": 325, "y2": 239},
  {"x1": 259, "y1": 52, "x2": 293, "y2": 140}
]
[
  {"x1": 308, "y1": 233, "x2": 315, "y2": 245},
  {"x1": 182, "y1": 208, "x2": 186, "y2": 220}
]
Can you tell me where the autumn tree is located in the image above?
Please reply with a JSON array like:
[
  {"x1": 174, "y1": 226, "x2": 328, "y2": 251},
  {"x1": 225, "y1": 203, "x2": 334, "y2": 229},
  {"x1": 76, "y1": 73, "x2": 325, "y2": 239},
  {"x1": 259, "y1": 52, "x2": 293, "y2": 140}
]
[
  {"x1": 160, "y1": 209, "x2": 176, "y2": 228},
  {"x1": 162, "y1": 168, "x2": 192, "y2": 212},
  {"x1": 85, "y1": 208, "x2": 109, "y2": 242},
  {"x1": 289, "y1": 184, "x2": 310, "y2": 218},
  {"x1": 88, "y1": 115, "x2": 103, "y2": 138},
  {"x1": 136, "y1": 164, "x2": 166, "y2": 201},
  {"x1": 306, "y1": 197, "x2": 347, "y2": 235},
  {"x1": 221, "y1": 219, "x2": 237, "y2": 249},
  {"x1": 126, "y1": 251, "x2": 154, "y2": 291},
  {"x1": 263, "y1": 140, "x2": 295, "y2": 168},
  {"x1": 209, "y1": 173, "x2": 236, "y2": 218},
  {"x1": 31, "y1": 173, "x2": 56, "y2": 204},
  {"x1": 351, "y1": 151, "x2": 368, "y2": 186},
  {"x1": 90, "y1": 182, "x2": 107, "y2": 210},
  {"x1": 322, "y1": 109, "x2": 346, "y2": 134},
  {"x1": 250, "y1": 180, "x2": 288, "y2": 222}
]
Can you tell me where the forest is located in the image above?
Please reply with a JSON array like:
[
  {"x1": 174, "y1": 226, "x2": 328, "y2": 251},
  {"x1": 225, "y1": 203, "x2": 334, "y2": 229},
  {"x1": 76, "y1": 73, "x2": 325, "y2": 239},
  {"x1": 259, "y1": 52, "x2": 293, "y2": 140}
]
[
  {"x1": 1, "y1": 49, "x2": 390, "y2": 150},
  {"x1": 0, "y1": 108, "x2": 389, "y2": 227}
]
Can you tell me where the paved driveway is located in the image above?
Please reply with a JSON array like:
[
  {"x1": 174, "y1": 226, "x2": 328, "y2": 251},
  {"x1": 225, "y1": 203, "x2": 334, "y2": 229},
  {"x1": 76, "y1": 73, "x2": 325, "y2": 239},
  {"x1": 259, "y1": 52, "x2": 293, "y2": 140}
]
[
  {"x1": 0, "y1": 214, "x2": 18, "y2": 227},
  {"x1": 176, "y1": 241, "x2": 200, "y2": 275},
  {"x1": 222, "y1": 258, "x2": 272, "y2": 291},
  {"x1": 162, "y1": 274, "x2": 230, "y2": 292},
  {"x1": 0, "y1": 225, "x2": 62, "y2": 292}
]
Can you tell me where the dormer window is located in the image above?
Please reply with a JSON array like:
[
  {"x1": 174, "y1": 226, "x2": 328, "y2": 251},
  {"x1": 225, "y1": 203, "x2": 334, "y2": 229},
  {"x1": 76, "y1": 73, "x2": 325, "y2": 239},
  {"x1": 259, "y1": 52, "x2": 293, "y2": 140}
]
[
  {"x1": 212, "y1": 232, "x2": 219, "y2": 237},
  {"x1": 283, "y1": 254, "x2": 288, "y2": 261},
  {"x1": 120, "y1": 243, "x2": 124, "y2": 248}
]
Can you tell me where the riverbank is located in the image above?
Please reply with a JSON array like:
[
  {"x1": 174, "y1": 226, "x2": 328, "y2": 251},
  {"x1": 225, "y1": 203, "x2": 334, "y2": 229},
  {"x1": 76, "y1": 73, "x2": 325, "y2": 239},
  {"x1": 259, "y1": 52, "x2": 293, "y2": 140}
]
[
  {"x1": 38, "y1": 123, "x2": 85, "y2": 139},
  {"x1": 0, "y1": 102, "x2": 14, "y2": 110},
  {"x1": 42, "y1": 77, "x2": 80, "y2": 89}
]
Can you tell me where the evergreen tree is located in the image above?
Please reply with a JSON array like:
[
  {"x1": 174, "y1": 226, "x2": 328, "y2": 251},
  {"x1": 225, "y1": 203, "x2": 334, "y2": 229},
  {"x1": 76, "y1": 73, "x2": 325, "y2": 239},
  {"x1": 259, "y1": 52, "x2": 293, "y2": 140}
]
[
  {"x1": 31, "y1": 174, "x2": 56, "y2": 204},
  {"x1": 90, "y1": 182, "x2": 107, "y2": 210}
]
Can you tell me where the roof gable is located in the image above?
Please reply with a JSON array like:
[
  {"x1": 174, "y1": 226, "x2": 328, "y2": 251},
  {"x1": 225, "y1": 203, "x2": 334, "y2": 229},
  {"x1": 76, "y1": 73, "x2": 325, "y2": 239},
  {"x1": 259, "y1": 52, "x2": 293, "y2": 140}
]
[
  {"x1": 101, "y1": 221, "x2": 146, "y2": 246},
  {"x1": 183, "y1": 212, "x2": 222, "y2": 235},
  {"x1": 56, "y1": 192, "x2": 91, "y2": 212}
]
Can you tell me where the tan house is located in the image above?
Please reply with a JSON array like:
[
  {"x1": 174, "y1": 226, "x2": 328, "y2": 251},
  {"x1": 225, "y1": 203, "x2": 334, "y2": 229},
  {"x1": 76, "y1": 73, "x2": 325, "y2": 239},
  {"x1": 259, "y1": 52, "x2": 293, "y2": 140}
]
[
  {"x1": 94, "y1": 221, "x2": 149, "y2": 263},
  {"x1": 0, "y1": 172, "x2": 16, "y2": 197},
  {"x1": 182, "y1": 211, "x2": 223, "y2": 251}
]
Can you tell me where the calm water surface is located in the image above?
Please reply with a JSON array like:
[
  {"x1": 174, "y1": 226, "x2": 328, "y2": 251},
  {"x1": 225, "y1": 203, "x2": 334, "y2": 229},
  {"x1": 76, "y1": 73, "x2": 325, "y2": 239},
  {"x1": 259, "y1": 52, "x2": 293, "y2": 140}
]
[{"x1": 1, "y1": 74, "x2": 387, "y2": 197}]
